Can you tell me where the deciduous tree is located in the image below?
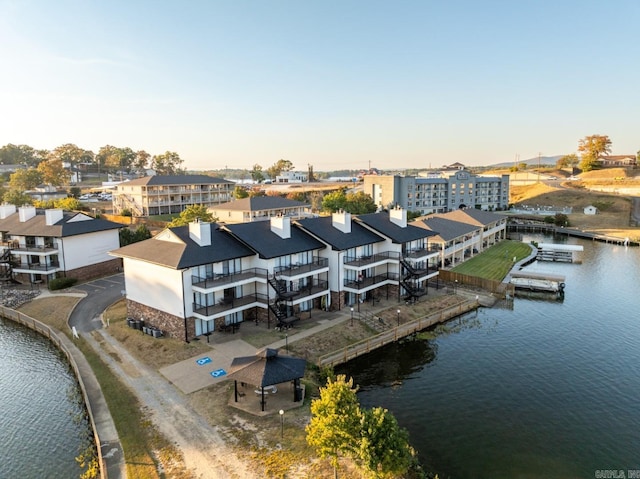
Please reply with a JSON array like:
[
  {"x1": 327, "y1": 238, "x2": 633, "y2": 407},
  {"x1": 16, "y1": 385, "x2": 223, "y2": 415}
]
[
  {"x1": 357, "y1": 407, "x2": 415, "y2": 479},
  {"x1": 37, "y1": 159, "x2": 71, "y2": 186},
  {"x1": 233, "y1": 186, "x2": 249, "y2": 199},
  {"x1": 266, "y1": 159, "x2": 294, "y2": 180},
  {"x1": 0, "y1": 143, "x2": 45, "y2": 167},
  {"x1": 321, "y1": 189, "x2": 347, "y2": 213},
  {"x1": 557, "y1": 153, "x2": 579, "y2": 169},
  {"x1": 133, "y1": 150, "x2": 151, "y2": 172},
  {"x1": 306, "y1": 375, "x2": 363, "y2": 478},
  {"x1": 152, "y1": 151, "x2": 184, "y2": 175},
  {"x1": 167, "y1": 205, "x2": 216, "y2": 227},
  {"x1": 250, "y1": 164, "x2": 265, "y2": 183},
  {"x1": 3, "y1": 189, "x2": 33, "y2": 206},
  {"x1": 578, "y1": 134, "x2": 612, "y2": 172},
  {"x1": 48, "y1": 143, "x2": 93, "y2": 165},
  {"x1": 9, "y1": 168, "x2": 43, "y2": 190}
]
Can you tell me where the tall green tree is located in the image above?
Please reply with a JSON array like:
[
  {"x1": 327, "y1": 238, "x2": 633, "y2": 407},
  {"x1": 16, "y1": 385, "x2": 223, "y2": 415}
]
[
  {"x1": 266, "y1": 159, "x2": 294, "y2": 180},
  {"x1": 322, "y1": 189, "x2": 347, "y2": 213},
  {"x1": 345, "y1": 191, "x2": 377, "y2": 215},
  {"x1": 167, "y1": 205, "x2": 216, "y2": 227},
  {"x1": 119, "y1": 225, "x2": 152, "y2": 246},
  {"x1": 48, "y1": 143, "x2": 93, "y2": 165},
  {"x1": 152, "y1": 151, "x2": 184, "y2": 175},
  {"x1": 306, "y1": 375, "x2": 363, "y2": 478},
  {"x1": 0, "y1": 144, "x2": 45, "y2": 167},
  {"x1": 9, "y1": 168, "x2": 43, "y2": 190},
  {"x1": 96, "y1": 145, "x2": 136, "y2": 173},
  {"x1": 233, "y1": 186, "x2": 249, "y2": 199},
  {"x1": 358, "y1": 407, "x2": 415, "y2": 479},
  {"x1": 557, "y1": 153, "x2": 579, "y2": 169},
  {"x1": 133, "y1": 150, "x2": 151, "y2": 172},
  {"x1": 3, "y1": 189, "x2": 33, "y2": 206},
  {"x1": 250, "y1": 163, "x2": 265, "y2": 183},
  {"x1": 578, "y1": 134, "x2": 612, "y2": 172},
  {"x1": 322, "y1": 190, "x2": 377, "y2": 215}
]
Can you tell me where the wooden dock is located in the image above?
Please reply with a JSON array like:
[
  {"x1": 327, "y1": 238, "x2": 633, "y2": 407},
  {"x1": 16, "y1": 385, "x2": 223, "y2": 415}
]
[
  {"x1": 536, "y1": 243, "x2": 583, "y2": 263},
  {"x1": 316, "y1": 299, "x2": 479, "y2": 368},
  {"x1": 509, "y1": 271, "x2": 566, "y2": 294},
  {"x1": 507, "y1": 223, "x2": 638, "y2": 246}
]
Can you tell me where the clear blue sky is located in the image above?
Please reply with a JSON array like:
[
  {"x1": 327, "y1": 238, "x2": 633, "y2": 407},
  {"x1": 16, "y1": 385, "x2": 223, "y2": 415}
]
[{"x1": 1, "y1": 0, "x2": 638, "y2": 171}]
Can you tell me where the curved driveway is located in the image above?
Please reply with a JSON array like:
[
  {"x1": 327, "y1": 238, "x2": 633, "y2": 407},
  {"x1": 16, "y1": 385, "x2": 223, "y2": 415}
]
[{"x1": 69, "y1": 273, "x2": 125, "y2": 333}]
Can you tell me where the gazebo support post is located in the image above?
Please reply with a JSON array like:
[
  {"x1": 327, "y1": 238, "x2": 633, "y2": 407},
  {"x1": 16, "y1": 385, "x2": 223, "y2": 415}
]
[
  {"x1": 261, "y1": 389, "x2": 266, "y2": 411},
  {"x1": 234, "y1": 380, "x2": 239, "y2": 402}
]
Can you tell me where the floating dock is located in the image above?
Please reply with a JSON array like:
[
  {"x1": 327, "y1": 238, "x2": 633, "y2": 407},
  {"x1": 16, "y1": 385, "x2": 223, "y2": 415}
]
[
  {"x1": 510, "y1": 271, "x2": 566, "y2": 294},
  {"x1": 536, "y1": 243, "x2": 583, "y2": 263}
]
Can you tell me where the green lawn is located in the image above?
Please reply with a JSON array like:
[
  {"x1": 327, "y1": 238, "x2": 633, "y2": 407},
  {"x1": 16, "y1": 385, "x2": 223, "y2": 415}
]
[{"x1": 451, "y1": 240, "x2": 534, "y2": 281}]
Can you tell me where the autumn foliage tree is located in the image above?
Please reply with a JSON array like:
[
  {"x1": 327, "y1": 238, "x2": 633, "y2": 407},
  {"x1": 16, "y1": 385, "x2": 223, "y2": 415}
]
[{"x1": 578, "y1": 134, "x2": 612, "y2": 172}]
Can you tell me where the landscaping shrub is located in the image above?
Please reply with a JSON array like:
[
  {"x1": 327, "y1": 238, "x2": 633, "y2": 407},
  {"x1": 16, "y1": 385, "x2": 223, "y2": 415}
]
[{"x1": 49, "y1": 277, "x2": 78, "y2": 291}]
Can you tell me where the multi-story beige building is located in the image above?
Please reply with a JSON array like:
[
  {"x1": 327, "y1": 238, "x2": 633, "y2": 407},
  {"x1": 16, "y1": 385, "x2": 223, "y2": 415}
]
[{"x1": 112, "y1": 175, "x2": 234, "y2": 217}]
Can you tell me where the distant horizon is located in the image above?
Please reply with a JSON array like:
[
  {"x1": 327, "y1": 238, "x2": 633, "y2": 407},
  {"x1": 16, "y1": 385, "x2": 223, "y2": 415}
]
[{"x1": 2, "y1": 2, "x2": 638, "y2": 171}]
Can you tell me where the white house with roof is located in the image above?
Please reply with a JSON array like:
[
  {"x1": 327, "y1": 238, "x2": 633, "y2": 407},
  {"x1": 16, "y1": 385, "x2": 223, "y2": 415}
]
[
  {"x1": 296, "y1": 207, "x2": 440, "y2": 310},
  {"x1": 111, "y1": 216, "x2": 330, "y2": 341},
  {"x1": 0, "y1": 204, "x2": 122, "y2": 285},
  {"x1": 275, "y1": 171, "x2": 307, "y2": 183}
]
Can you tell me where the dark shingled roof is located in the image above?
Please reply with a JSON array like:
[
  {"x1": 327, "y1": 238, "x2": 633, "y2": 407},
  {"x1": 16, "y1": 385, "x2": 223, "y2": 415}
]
[
  {"x1": 414, "y1": 216, "x2": 479, "y2": 241},
  {"x1": 122, "y1": 175, "x2": 233, "y2": 186},
  {"x1": 227, "y1": 348, "x2": 306, "y2": 387},
  {"x1": 213, "y1": 196, "x2": 309, "y2": 211},
  {"x1": 111, "y1": 223, "x2": 255, "y2": 269},
  {"x1": 356, "y1": 211, "x2": 437, "y2": 243},
  {"x1": 0, "y1": 210, "x2": 121, "y2": 237},
  {"x1": 224, "y1": 220, "x2": 326, "y2": 259},
  {"x1": 296, "y1": 216, "x2": 385, "y2": 251}
]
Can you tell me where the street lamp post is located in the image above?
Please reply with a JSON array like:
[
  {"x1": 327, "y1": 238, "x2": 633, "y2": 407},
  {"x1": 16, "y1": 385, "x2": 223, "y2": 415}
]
[
  {"x1": 279, "y1": 409, "x2": 284, "y2": 439},
  {"x1": 285, "y1": 333, "x2": 288, "y2": 354},
  {"x1": 397, "y1": 309, "x2": 400, "y2": 327},
  {"x1": 454, "y1": 279, "x2": 458, "y2": 294},
  {"x1": 350, "y1": 307, "x2": 354, "y2": 326}
]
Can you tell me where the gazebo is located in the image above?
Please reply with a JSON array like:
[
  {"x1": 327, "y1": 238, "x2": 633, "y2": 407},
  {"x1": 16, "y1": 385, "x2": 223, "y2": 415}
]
[{"x1": 227, "y1": 348, "x2": 306, "y2": 411}]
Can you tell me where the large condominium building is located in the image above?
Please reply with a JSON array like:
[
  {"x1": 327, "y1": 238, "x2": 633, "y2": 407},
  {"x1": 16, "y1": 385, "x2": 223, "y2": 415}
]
[
  {"x1": 112, "y1": 175, "x2": 234, "y2": 217},
  {"x1": 363, "y1": 169, "x2": 509, "y2": 215}
]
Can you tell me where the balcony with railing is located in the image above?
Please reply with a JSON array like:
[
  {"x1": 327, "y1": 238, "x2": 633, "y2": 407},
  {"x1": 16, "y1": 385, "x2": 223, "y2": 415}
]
[
  {"x1": 13, "y1": 260, "x2": 61, "y2": 273},
  {"x1": 274, "y1": 257, "x2": 329, "y2": 278},
  {"x1": 192, "y1": 292, "x2": 269, "y2": 319},
  {"x1": 404, "y1": 246, "x2": 440, "y2": 261},
  {"x1": 10, "y1": 243, "x2": 58, "y2": 254},
  {"x1": 343, "y1": 272, "x2": 399, "y2": 292},
  {"x1": 192, "y1": 267, "x2": 268, "y2": 291},
  {"x1": 343, "y1": 251, "x2": 401, "y2": 268},
  {"x1": 275, "y1": 279, "x2": 329, "y2": 303}
]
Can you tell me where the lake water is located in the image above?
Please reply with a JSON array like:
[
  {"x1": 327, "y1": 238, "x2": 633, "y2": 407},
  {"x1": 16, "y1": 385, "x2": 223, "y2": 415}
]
[
  {"x1": 0, "y1": 318, "x2": 91, "y2": 478},
  {"x1": 340, "y1": 236, "x2": 640, "y2": 478}
]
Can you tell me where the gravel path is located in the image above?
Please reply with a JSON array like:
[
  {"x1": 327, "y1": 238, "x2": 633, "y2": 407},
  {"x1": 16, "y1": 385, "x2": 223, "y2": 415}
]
[{"x1": 86, "y1": 329, "x2": 257, "y2": 479}]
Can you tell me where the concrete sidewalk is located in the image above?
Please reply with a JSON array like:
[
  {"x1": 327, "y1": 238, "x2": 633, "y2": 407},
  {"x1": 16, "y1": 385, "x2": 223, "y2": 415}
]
[{"x1": 159, "y1": 305, "x2": 367, "y2": 395}]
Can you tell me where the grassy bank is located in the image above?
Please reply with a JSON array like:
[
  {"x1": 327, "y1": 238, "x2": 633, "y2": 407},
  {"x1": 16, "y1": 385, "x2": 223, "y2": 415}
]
[
  {"x1": 17, "y1": 297, "x2": 193, "y2": 479},
  {"x1": 451, "y1": 240, "x2": 533, "y2": 281}
]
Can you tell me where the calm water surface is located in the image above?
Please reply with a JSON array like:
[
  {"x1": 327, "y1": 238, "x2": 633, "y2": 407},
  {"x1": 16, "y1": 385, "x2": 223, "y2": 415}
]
[
  {"x1": 340, "y1": 237, "x2": 640, "y2": 478},
  {"x1": 0, "y1": 318, "x2": 90, "y2": 478}
]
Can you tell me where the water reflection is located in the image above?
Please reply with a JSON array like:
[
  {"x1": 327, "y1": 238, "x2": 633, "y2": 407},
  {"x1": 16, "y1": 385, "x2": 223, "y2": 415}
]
[{"x1": 339, "y1": 311, "x2": 488, "y2": 390}]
